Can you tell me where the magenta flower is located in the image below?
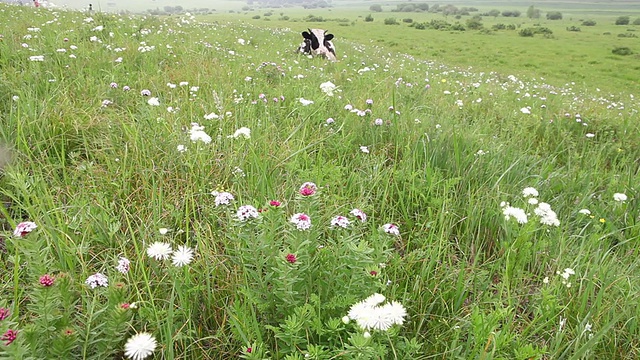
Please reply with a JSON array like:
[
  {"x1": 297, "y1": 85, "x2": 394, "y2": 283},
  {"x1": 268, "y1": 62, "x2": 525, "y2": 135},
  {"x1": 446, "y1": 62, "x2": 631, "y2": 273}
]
[
  {"x1": 0, "y1": 308, "x2": 10, "y2": 321},
  {"x1": 39, "y1": 274, "x2": 55, "y2": 287},
  {"x1": 1, "y1": 329, "x2": 17, "y2": 346},
  {"x1": 286, "y1": 253, "x2": 297, "y2": 263},
  {"x1": 269, "y1": 200, "x2": 281, "y2": 207},
  {"x1": 299, "y1": 182, "x2": 317, "y2": 197},
  {"x1": 13, "y1": 221, "x2": 37, "y2": 237}
]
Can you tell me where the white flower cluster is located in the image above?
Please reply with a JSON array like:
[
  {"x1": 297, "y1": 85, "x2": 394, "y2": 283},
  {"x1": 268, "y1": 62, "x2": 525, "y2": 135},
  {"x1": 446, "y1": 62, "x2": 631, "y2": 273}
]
[
  {"x1": 501, "y1": 187, "x2": 560, "y2": 227},
  {"x1": 236, "y1": 205, "x2": 260, "y2": 221},
  {"x1": 211, "y1": 191, "x2": 234, "y2": 206},
  {"x1": 346, "y1": 293, "x2": 407, "y2": 331}
]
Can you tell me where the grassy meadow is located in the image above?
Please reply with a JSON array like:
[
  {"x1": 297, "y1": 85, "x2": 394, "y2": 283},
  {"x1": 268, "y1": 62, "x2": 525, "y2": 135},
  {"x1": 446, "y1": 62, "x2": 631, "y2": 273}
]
[
  {"x1": 225, "y1": 2, "x2": 640, "y2": 93},
  {"x1": 0, "y1": 1, "x2": 640, "y2": 359}
]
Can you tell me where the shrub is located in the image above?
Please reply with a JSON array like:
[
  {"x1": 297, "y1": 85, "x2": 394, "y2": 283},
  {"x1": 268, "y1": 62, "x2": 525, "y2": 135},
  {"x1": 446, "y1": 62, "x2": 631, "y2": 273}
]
[
  {"x1": 369, "y1": 4, "x2": 382, "y2": 12},
  {"x1": 566, "y1": 26, "x2": 581, "y2": 32},
  {"x1": 519, "y1": 28, "x2": 535, "y2": 37},
  {"x1": 252, "y1": 15, "x2": 260, "y2": 19},
  {"x1": 402, "y1": 18, "x2": 413, "y2": 23},
  {"x1": 466, "y1": 17, "x2": 483, "y2": 30},
  {"x1": 507, "y1": 24, "x2": 516, "y2": 30},
  {"x1": 546, "y1": 11, "x2": 563, "y2": 20},
  {"x1": 488, "y1": 9, "x2": 500, "y2": 17},
  {"x1": 304, "y1": 14, "x2": 325, "y2": 22},
  {"x1": 451, "y1": 23, "x2": 466, "y2": 31},
  {"x1": 364, "y1": 14, "x2": 374, "y2": 22},
  {"x1": 384, "y1": 17, "x2": 399, "y2": 25},
  {"x1": 502, "y1": 10, "x2": 521, "y2": 17},
  {"x1": 414, "y1": 22, "x2": 426, "y2": 30},
  {"x1": 264, "y1": 12, "x2": 273, "y2": 16},
  {"x1": 615, "y1": 16, "x2": 630, "y2": 25},
  {"x1": 492, "y1": 23, "x2": 506, "y2": 30},
  {"x1": 617, "y1": 33, "x2": 638, "y2": 38},
  {"x1": 582, "y1": 19, "x2": 597, "y2": 26},
  {"x1": 534, "y1": 27, "x2": 553, "y2": 35},
  {"x1": 633, "y1": 18, "x2": 640, "y2": 25},
  {"x1": 612, "y1": 46, "x2": 633, "y2": 55}
]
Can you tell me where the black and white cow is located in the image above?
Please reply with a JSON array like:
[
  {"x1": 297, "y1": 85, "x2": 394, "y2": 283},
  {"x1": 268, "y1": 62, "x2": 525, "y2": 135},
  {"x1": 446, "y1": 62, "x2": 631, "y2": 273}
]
[{"x1": 298, "y1": 28, "x2": 337, "y2": 61}]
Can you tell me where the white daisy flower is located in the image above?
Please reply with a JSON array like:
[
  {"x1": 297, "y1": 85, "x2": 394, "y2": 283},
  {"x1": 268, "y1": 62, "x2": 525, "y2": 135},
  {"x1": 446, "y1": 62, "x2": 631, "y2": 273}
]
[
  {"x1": 124, "y1": 332, "x2": 157, "y2": 360},
  {"x1": 171, "y1": 245, "x2": 194, "y2": 267},
  {"x1": 146, "y1": 242, "x2": 172, "y2": 260}
]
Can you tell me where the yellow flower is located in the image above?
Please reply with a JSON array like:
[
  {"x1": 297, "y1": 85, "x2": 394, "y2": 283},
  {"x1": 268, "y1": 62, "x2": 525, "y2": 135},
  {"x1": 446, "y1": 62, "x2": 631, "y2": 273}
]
[
  {"x1": 441, "y1": 79, "x2": 447, "y2": 83},
  {"x1": 599, "y1": 218, "x2": 606, "y2": 223}
]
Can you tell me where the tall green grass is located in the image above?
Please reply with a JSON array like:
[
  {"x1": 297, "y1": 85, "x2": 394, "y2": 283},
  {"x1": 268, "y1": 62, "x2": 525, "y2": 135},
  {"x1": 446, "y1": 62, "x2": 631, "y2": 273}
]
[{"x1": 0, "y1": 3, "x2": 639, "y2": 359}]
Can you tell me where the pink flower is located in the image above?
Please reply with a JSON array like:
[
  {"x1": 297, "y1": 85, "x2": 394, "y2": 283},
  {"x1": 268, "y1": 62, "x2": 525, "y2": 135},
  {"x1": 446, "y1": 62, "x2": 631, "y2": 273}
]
[
  {"x1": 299, "y1": 182, "x2": 317, "y2": 197},
  {"x1": 286, "y1": 253, "x2": 297, "y2": 263},
  {"x1": 39, "y1": 274, "x2": 55, "y2": 287},
  {"x1": 140, "y1": 89, "x2": 151, "y2": 96},
  {"x1": 246, "y1": 347, "x2": 252, "y2": 353},
  {"x1": 13, "y1": 221, "x2": 37, "y2": 237},
  {"x1": 269, "y1": 200, "x2": 281, "y2": 207},
  {"x1": 1, "y1": 329, "x2": 17, "y2": 346},
  {"x1": 382, "y1": 223, "x2": 400, "y2": 236},
  {"x1": 116, "y1": 257, "x2": 130, "y2": 274},
  {"x1": 0, "y1": 308, "x2": 10, "y2": 321},
  {"x1": 350, "y1": 209, "x2": 367, "y2": 222},
  {"x1": 330, "y1": 215, "x2": 351, "y2": 229},
  {"x1": 290, "y1": 213, "x2": 311, "y2": 230}
]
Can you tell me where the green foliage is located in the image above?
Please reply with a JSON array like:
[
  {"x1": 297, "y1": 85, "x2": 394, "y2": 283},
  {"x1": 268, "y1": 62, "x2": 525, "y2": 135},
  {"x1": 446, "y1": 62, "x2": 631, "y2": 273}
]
[
  {"x1": 466, "y1": 16, "x2": 483, "y2": 30},
  {"x1": 615, "y1": 16, "x2": 630, "y2": 25},
  {"x1": 519, "y1": 28, "x2": 535, "y2": 37},
  {"x1": 547, "y1": 11, "x2": 563, "y2": 20},
  {"x1": 252, "y1": 15, "x2": 261, "y2": 19},
  {"x1": 402, "y1": 18, "x2": 413, "y2": 23},
  {"x1": 304, "y1": 14, "x2": 325, "y2": 22},
  {"x1": 567, "y1": 26, "x2": 581, "y2": 32},
  {"x1": 364, "y1": 14, "x2": 373, "y2": 22},
  {"x1": 369, "y1": 4, "x2": 382, "y2": 12},
  {"x1": 526, "y1": 5, "x2": 541, "y2": 19},
  {"x1": 582, "y1": 19, "x2": 597, "y2": 26},
  {"x1": 612, "y1": 46, "x2": 633, "y2": 55},
  {"x1": 633, "y1": 18, "x2": 640, "y2": 25},
  {"x1": 502, "y1": 10, "x2": 522, "y2": 17},
  {"x1": 384, "y1": 17, "x2": 399, "y2": 25}
]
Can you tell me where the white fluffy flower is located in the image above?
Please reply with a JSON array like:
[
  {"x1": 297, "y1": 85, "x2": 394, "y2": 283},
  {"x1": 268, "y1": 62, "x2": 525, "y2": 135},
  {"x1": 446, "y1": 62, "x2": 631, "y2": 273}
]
[
  {"x1": 232, "y1": 127, "x2": 251, "y2": 139},
  {"x1": 613, "y1": 193, "x2": 628, "y2": 202},
  {"x1": 347, "y1": 294, "x2": 407, "y2": 331},
  {"x1": 146, "y1": 242, "x2": 172, "y2": 260},
  {"x1": 171, "y1": 245, "x2": 194, "y2": 267},
  {"x1": 147, "y1": 97, "x2": 160, "y2": 106},
  {"x1": 189, "y1": 123, "x2": 212, "y2": 144},
  {"x1": 503, "y1": 206, "x2": 528, "y2": 224},
  {"x1": 320, "y1": 81, "x2": 337, "y2": 96},
  {"x1": 299, "y1": 98, "x2": 314, "y2": 106},
  {"x1": 522, "y1": 187, "x2": 539, "y2": 197},
  {"x1": 124, "y1": 333, "x2": 157, "y2": 360}
]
